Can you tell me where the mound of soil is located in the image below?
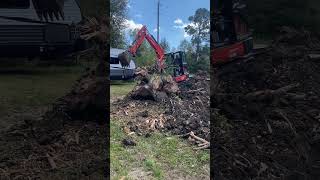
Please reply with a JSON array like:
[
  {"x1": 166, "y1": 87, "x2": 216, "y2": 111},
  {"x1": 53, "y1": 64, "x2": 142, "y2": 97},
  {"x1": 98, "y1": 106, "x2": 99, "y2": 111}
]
[
  {"x1": 114, "y1": 71, "x2": 210, "y2": 145},
  {"x1": 165, "y1": 71, "x2": 210, "y2": 140},
  {"x1": 212, "y1": 27, "x2": 320, "y2": 180},
  {"x1": 0, "y1": 121, "x2": 108, "y2": 179},
  {"x1": 0, "y1": 63, "x2": 109, "y2": 179}
]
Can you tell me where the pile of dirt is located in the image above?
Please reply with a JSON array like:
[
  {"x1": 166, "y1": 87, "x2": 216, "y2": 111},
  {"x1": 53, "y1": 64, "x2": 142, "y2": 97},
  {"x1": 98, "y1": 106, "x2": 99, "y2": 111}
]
[
  {"x1": 212, "y1": 27, "x2": 320, "y2": 180},
  {"x1": 114, "y1": 71, "x2": 210, "y2": 147},
  {"x1": 0, "y1": 64, "x2": 109, "y2": 179},
  {"x1": 164, "y1": 71, "x2": 210, "y2": 140},
  {"x1": 0, "y1": 121, "x2": 108, "y2": 179}
]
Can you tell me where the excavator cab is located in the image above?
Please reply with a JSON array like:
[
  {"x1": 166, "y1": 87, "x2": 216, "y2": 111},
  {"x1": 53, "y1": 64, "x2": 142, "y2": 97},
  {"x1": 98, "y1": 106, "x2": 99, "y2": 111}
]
[
  {"x1": 212, "y1": 0, "x2": 253, "y2": 65},
  {"x1": 165, "y1": 51, "x2": 188, "y2": 82}
]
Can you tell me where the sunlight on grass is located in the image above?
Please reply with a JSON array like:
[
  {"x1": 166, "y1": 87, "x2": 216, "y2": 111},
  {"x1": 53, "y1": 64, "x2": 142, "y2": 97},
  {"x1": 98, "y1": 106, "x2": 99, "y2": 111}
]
[
  {"x1": 110, "y1": 120, "x2": 209, "y2": 179},
  {"x1": 110, "y1": 81, "x2": 136, "y2": 98}
]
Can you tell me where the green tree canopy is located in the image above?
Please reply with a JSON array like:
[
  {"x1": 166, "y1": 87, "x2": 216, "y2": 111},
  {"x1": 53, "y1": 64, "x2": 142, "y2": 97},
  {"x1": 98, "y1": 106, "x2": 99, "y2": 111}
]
[
  {"x1": 178, "y1": 39, "x2": 193, "y2": 52},
  {"x1": 128, "y1": 28, "x2": 157, "y2": 67},
  {"x1": 110, "y1": 0, "x2": 128, "y2": 48},
  {"x1": 177, "y1": 39, "x2": 209, "y2": 73},
  {"x1": 184, "y1": 8, "x2": 210, "y2": 60},
  {"x1": 160, "y1": 38, "x2": 170, "y2": 53}
]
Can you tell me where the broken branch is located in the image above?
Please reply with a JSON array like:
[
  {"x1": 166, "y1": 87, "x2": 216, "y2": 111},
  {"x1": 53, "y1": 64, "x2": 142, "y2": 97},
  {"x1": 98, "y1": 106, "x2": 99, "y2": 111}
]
[{"x1": 46, "y1": 153, "x2": 57, "y2": 169}]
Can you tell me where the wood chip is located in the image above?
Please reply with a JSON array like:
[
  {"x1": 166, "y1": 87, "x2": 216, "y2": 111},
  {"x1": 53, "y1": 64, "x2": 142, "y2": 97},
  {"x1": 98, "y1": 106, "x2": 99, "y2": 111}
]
[
  {"x1": 308, "y1": 54, "x2": 320, "y2": 60},
  {"x1": 258, "y1": 162, "x2": 268, "y2": 175},
  {"x1": 124, "y1": 110, "x2": 129, "y2": 116},
  {"x1": 75, "y1": 132, "x2": 79, "y2": 144},
  {"x1": 46, "y1": 153, "x2": 57, "y2": 169},
  {"x1": 187, "y1": 88, "x2": 205, "y2": 93}
]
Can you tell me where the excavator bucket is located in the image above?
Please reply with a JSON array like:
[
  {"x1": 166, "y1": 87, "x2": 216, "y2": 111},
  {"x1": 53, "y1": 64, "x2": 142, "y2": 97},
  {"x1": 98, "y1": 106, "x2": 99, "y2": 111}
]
[{"x1": 118, "y1": 51, "x2": 131, "y2": 67}]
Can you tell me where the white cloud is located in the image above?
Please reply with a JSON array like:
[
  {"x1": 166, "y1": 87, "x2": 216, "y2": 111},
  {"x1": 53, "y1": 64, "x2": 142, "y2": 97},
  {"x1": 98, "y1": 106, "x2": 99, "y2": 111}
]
[
  {"x1": 173, "y1": 19, "x2": 197, "y2": 30},
  {"x1": 173, "y1": 18, "x2": 197, "y2": 39},
  {"x1": 173, "y1": 25, "x2": 185, "y2": 29},
  {"x1": 174, "y1": 18, "x2": 183, "y2": 25},
  {"x1": 124, "y1": 19, "x2": 143, "y2": 31},
  {"x1": 127, "y1": 4, "x2": 131, "y2": 8}
]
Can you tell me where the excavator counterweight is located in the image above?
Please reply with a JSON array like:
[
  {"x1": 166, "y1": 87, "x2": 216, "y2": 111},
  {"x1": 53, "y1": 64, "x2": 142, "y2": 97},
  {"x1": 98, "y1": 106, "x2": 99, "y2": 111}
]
[{"x1": 212, "y1": 0, "x2": 253, "y2": 65}]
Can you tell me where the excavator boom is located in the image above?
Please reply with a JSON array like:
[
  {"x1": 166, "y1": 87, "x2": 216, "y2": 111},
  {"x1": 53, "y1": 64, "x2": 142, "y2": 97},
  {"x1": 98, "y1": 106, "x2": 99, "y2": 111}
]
[
  {"x1": 128, "y1": 25, "x2": 188, "y2": 82},
  {"x1": 129, "y1": 25, "x2": 165, "y2": 70}
]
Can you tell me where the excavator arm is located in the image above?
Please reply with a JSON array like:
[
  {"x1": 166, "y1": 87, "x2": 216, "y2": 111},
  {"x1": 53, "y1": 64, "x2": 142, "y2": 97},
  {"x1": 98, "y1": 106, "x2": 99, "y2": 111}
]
[
  {"x1": 126, "y1": 25, "x2": 188, "y2": 82},
  {"x1": 129, "y1": 26, "x2": 165, "y2": 71}
]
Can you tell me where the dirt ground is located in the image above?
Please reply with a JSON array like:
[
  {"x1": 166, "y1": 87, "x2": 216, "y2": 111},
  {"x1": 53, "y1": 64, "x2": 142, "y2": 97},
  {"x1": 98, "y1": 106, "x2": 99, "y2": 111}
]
[
  {"x1": 211, "y1": 27, "x2": 320, "y2": 180},
  {"x1": 0, "y1": 121, "x2": 107, "y2": 179},
  {"x1": 0, "y1": 63, "x2": 108, "y2": 179},
  {"x1": 110, "y1": 73, "x2": 210, "y2": 179},
  {"x1": 114, "y1": 71, "x2": 210, "y2": 147}
]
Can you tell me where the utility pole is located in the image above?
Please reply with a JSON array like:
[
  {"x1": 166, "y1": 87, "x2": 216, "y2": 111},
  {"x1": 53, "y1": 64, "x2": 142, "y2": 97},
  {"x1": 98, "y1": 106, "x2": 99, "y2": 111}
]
[{"x1": 157, "y1": 0, "x2": 160, "y2": 42}]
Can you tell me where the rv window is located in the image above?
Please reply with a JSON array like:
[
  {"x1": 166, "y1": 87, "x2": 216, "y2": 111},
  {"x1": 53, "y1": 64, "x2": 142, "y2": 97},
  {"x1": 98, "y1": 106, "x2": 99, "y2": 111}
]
[
  {"x1": 0, "y1": 0, "x2": 30, "y2": 9},
  {"x1": 110, "y1": 57, "x2": 120, "y2": 64}
]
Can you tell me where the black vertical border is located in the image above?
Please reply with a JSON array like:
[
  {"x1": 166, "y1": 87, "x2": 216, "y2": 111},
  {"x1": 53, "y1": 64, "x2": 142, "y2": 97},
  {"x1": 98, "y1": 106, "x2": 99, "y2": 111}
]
[
  {"x1": 210, "y1": 0, "x2": 214, "y2": 179},
  {"x1": 105, "y1": 0, "x2": 110, "y2": 179}
]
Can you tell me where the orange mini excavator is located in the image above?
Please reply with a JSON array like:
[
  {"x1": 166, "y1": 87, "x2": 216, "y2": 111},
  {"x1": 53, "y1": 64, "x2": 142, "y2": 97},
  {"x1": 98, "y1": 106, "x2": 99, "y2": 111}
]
[
  {"x1": 129, "y1": 25, "x2": 188, "y2": 82},
  {"x1": 212, "y1": 0, "x2": 253, "y2": 65}
]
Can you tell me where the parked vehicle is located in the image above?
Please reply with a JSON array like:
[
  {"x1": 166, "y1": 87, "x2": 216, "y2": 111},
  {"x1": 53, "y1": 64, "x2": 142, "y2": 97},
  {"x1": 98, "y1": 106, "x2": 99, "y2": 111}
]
[
  {"x1": 0, "y1": 0, "x2": 86, "y2": 58},
  {"x1": 110, "y1": 48, "x2": 136, "y2": 80}
]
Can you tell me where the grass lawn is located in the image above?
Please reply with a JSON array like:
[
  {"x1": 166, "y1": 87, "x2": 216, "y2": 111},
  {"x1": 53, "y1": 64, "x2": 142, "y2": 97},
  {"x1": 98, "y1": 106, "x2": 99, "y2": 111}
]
[
  {"x1": 110, "y1": 80, "x2": 136, "y2": 98},
  {"x1": 0, "y1": 63, "x2": 85, "y2": 129},
  {"x1": 110, "y1": 82, "x2": 210, "y2": 180}
]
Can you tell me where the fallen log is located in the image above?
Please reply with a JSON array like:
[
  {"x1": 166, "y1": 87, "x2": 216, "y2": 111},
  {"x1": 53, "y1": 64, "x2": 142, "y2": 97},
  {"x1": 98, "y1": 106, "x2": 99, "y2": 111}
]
[
  {"x1": 189, "y1": 131, "x2": 210, "y2": 149},
  {"x1": 190, "y1": 131, "x2": 210, "y2": 144},
  {"x1": 245, "y1": 83, "x2": 300, "y2": 101}
]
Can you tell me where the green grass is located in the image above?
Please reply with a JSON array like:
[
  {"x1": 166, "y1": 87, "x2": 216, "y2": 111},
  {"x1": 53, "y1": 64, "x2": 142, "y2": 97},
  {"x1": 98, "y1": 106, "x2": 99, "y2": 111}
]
[
  {"x1": 110, "y1": 120, "x2": 209, "y2": 179},
  {"x1": 0, "y1": 64, "x2": 84, "y2": 117},
  {"x1": 144, "y1": 158, "x2": 163, "y2": 179},
  {"x1": 110, "y1": 80, "x2": 136, "y2": 98}
]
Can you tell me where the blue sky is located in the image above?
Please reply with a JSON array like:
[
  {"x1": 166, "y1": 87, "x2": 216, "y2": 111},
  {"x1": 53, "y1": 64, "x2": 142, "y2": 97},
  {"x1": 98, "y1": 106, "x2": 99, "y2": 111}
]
[{"x1": 124, "y1": 0, "x2": 210, "y2": 49}]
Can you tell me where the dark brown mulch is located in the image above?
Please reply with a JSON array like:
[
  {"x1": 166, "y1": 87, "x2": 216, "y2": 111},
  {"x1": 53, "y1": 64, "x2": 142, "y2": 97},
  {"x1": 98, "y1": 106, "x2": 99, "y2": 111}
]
[{"x1": 211, "y1": 27, "x2": 320, "y2": 180}]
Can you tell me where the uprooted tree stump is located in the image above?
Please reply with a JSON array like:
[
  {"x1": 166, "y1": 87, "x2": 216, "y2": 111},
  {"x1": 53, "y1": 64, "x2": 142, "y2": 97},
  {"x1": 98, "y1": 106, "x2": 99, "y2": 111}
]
[
  {"x1": 29, "y1": 16, "x2": 109, "y2": 145},
  {"x1": 31, "y1": 61, "x2": 108, "y2": 145},
  {"x1": 130, "y1": 69, "x2": 180, "y2": 102}
]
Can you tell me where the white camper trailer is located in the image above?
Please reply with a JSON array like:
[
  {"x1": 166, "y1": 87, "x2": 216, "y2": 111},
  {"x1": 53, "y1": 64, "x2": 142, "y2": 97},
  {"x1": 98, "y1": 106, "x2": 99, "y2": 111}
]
[{"x1": 110, "y1": 48, "x2": 136, "y2": 80}]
